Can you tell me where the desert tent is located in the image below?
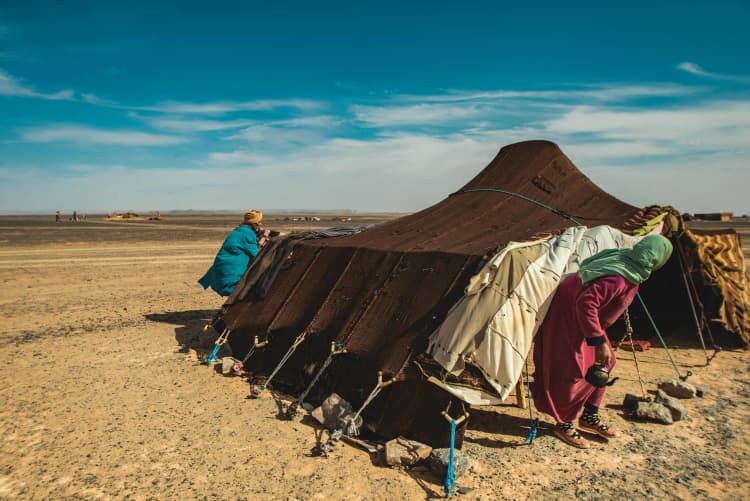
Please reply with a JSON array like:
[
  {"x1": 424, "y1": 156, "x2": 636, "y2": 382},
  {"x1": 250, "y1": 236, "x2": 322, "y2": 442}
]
[{"x1": 209, "y1": 140, "x2": 749, "y2": 447}]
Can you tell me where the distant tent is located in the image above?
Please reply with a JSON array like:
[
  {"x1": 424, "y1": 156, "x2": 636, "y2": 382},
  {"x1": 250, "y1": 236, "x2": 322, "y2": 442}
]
[{"x1": 210, "y1": 140, "x2": 749, "y2": 447}]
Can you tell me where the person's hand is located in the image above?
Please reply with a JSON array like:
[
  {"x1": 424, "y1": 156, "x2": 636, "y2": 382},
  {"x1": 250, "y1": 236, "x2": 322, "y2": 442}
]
[{"x1": 595, "y1": 344, "x2": 612, "y2": 366}]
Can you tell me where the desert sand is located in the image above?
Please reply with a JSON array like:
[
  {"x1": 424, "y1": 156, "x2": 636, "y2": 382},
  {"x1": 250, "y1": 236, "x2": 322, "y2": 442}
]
[{"x1": 0, "y1": 214, "x2": 748, "y2": 500}]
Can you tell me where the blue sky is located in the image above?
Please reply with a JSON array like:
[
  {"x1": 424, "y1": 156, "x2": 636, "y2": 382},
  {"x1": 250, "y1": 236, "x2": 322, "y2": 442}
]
[{"x1": 1, "y1": 0, "x2": 749, "y2": 214}]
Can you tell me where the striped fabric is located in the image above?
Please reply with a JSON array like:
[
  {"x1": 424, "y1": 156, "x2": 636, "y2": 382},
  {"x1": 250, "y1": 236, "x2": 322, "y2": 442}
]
[
  {"x1": 681, "y1": 228, "x2": 750, "y2": 345},
  {"x1": 623, "y1": 205, "x2": 749, "y2": 346}
]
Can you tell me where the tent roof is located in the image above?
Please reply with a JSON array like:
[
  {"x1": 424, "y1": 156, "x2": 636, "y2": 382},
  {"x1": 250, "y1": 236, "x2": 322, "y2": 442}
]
[{"x1": 309, "y1": 140, "x2": 637, "y2": 255}]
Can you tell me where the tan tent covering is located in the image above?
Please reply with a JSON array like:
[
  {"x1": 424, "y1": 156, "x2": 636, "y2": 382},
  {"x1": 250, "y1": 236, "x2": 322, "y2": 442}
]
[{"x1": 681, "y1": 228, "x2": 750, "y2": 344}]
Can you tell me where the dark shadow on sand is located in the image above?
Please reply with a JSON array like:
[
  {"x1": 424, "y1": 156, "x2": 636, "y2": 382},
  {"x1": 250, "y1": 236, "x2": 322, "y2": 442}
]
[
  {"x1": 144, "y1": 309, "x2": 218, "y2": 349},
  {"x1": 463, "y1": 406, "x2": 553, "y2": 448}
]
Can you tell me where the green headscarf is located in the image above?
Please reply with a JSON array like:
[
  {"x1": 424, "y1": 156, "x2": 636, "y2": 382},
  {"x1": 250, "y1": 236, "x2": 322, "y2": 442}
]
[{"x1": 578, "y1": 234, "x2": 673, "y2": 285}]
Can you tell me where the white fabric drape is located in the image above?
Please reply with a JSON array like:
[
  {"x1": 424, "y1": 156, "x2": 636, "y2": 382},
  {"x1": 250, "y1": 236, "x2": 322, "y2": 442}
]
[{"x1": 427, "y1": 225, "x2": 644, "y2": 403}]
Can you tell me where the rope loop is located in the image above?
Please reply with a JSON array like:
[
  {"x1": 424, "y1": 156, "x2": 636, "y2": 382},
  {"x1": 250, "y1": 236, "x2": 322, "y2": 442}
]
[{"x1": 206, "y1": 328, "x2": 231, "y2": 366}]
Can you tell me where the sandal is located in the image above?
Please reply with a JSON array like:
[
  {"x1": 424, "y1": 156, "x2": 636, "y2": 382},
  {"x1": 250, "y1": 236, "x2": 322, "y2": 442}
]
[
  {"x1": 554, "y1": 422, "x2": 590, "y2": 449},
  {"x1": 578, "y1": 412, "x2": 620, "y2": 439}
]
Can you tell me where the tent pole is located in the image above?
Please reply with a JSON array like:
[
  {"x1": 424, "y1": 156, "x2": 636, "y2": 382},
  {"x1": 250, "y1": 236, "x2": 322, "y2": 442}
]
[
  {"x1": 675, "y1": 242, "x2": 711, "y2": 365},
  {"x1": 676, "y1": 238, "x2": 720, "y2": 350}
]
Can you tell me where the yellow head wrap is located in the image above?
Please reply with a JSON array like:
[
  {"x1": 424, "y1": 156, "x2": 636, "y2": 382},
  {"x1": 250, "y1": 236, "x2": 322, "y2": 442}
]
[{"x1": 243, "y1": 209, "x2": 263, "y2": 225}]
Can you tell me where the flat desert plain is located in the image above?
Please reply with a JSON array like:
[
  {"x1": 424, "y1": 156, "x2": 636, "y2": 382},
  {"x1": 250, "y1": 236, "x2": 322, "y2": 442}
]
[{"x1": 0, "y1": 214, "x2": 748, "y2": 500}]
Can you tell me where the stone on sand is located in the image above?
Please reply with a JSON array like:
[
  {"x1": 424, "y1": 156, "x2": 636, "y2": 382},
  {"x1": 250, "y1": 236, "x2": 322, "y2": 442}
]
[
  {"x1": 658, "y1": 379, "x2": 697, "y2": 399},
  {"x1": 655, "y1": 389, "x2": 687, "y2": 421},
  {"x1": 428, "y1": 448, "x2": 469, "y2": 479},
  {"x1": 635, "y1": 402, "x2": 674, "y2": 424},
  {"x1": 384, "y1": 437, "x2": 432, "y2": 467}
]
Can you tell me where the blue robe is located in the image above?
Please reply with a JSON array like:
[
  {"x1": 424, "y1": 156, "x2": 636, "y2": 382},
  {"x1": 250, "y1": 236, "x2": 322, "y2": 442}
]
[{"x1": 198, "y1": 225, "x2": 259, "y2": 296}]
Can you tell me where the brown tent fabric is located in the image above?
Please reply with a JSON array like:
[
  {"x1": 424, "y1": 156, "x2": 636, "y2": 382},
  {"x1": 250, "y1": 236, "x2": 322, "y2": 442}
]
[{"x1": 213, "y1": 140, "x2": 748, "y2": 447}]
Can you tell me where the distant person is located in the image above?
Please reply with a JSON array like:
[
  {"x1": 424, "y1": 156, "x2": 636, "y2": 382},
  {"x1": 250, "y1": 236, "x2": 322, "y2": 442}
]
[
  {"x1": 72, "y1": 210, "x2": 78, "y2": 222},
  {"x1": 198, "y1": 209, "x2": 275, "y2": 297},
  {"x1": 55, "y1": 210, "x2": 61, "y2": 223},
  {"x1": 532, "y1": 235, "x2": 673, "y2": 449}
]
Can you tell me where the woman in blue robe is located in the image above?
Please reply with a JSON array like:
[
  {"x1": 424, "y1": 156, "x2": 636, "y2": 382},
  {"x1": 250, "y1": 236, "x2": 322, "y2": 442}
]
[{"x1": 198, "y1": 209, "x2": 264, "y2": 297}]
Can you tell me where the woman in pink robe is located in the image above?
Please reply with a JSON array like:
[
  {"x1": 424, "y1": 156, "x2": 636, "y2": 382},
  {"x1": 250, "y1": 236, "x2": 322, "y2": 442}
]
[{"x1": 532, "y1": 234, "x2": 673, "y2": 448}]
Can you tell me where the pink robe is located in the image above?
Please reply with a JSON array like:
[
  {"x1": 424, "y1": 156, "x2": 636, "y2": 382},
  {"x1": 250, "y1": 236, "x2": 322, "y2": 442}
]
[{"x1": 532, "y1": 274, "x2": 638, "y2": 423}]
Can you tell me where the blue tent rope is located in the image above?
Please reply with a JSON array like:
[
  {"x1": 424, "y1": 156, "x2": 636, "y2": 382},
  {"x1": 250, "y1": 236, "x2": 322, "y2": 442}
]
[
  {"x1": 206, "y1": 344, "x2": 221, "y2": 366},
  {"x1": 637, "y1": 293, "x2": 691, "y2": 380},
  {"x1": 444, "y1": 418, "x2": 457, "y2": 497},
  {"x1": 524, "y1": 357, "x2": 538, "y2": 444}
]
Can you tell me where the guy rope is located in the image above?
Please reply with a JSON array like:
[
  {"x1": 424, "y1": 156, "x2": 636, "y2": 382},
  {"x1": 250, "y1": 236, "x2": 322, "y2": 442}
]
[
  {"x1": 441, "y1": 402, "x2": 469, "y2": 497},
  {"x1": 344, "y1": 371, "x2": 396, "y2": 436},
  {"x1": 282, "y1": 342, "x2": 346, "y2": 420},
  {"x1": 249, "y1": 331, "x2": 308, "y2": 398},
  {"x1": 205, "y1": 328, "x2": 230, "y2": 366},
  {"x1": 231, "y1": 335, "x2": 268, "y2": 374},
  {"x1": 621, "y1": 309, "x2": 648, "y2": 400},
  {"x1": 317, "y1": 371, "x2": 396, "y2": 457},
  {"x1": 637, "y1": 293, "x2": 692, "y2": 381},
  {"x1": 523, "y1": 358, "x2": 538, "y2": 444}
]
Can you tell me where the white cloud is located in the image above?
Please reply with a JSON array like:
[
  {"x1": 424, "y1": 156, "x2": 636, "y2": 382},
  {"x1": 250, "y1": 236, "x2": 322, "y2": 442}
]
[
  {"x1": 139, "y1": 99, "x2": 321, "y2": 114},
  {"x1": 165, "y1": 134, "x2": 497, "y2": 211},
  {"x1": 0, "y1": 68, "x2": 113, "y2": 106},
  {"x1": 677, "y1": 62, "x2": 750, "y2": 83},
  {"x1": 144, "y1": 114, "x2": 339, "y2": 134},
  {"x1": 80, "y1": 93, "x2": 116, "y2": 106},
  {"x1": 350, "y1": 84, "x2": 704, "y2": 129},
  {"x1": 20, "y1": 124, "x2": 188, "y2": 146},
  {"x1": 563, "y1": 141, "x2": 672, "y2": 162},
  {"x1": 584, "y1": 153, "x2": 750, "y2": 213},
  {"x1": 397, "y1": 84, "x2": 701, "y2": 104},
  {"x1": 0, "y1": 68, "x2": 324, "y2": 118},
  {"x1": 144, "y1": 117, "x2": 256, "y2": 132},
  {"x1": 544, "y1": 101, "x2": 750, "y2": 149},
  {"x1": 3, "y1": 127, "x2": 749, "y2": 214},
  {"x1": 2, "y1": 72, "x2": 749, "y2": 214},
  {"x1": 274, "y1": 115, "x2": 340, "y2": 127},
  {"x1": 0, "y1": 68, "x2": 75, "y2": 100},
  {"x1": 224, "y1": 124, "x2": 327, "y2": 145},
  {"x1": 351, "y1": 103, "x2": 487, "y2": 127}
]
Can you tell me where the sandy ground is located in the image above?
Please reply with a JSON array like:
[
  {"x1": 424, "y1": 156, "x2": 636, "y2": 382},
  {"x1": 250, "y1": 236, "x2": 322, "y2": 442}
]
[{"x1": 0, "y1": 215, "x2": 748, "y2": 500}]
